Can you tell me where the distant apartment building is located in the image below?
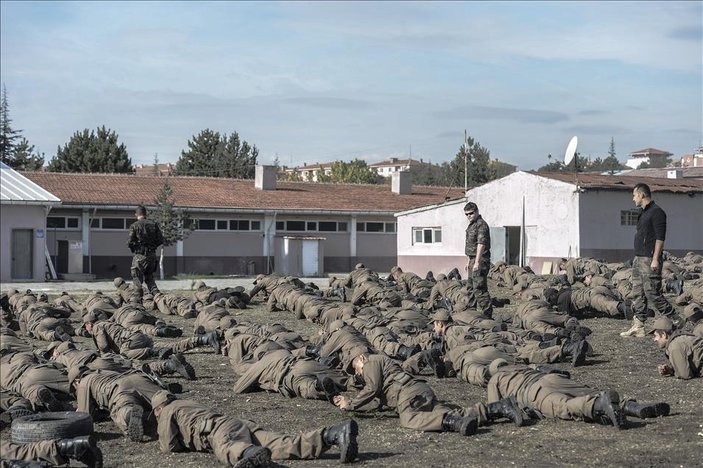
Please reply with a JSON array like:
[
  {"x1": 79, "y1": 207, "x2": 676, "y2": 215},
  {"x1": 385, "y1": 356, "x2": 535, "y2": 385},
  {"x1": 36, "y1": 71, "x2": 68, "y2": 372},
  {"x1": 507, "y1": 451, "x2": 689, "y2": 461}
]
[
  {"x1": 625, "y1": 147, "x2": 673, "y2": 169},
  {"x1": 680, "y1": 147, "x2": 703, "y2": 168},
  {"x1": 369, "y1": 158, "x2": 427, "y2": 176},
  {"x1": 282, "y1": 162, "x2": 334, "y2": 181}
]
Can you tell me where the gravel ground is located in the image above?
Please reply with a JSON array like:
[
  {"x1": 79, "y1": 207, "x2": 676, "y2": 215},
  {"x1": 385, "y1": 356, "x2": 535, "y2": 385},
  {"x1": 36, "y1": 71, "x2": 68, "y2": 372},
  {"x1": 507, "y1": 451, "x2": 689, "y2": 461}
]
[{"x1": 2, "y1": 280, "x2": 702, "y2": 467}]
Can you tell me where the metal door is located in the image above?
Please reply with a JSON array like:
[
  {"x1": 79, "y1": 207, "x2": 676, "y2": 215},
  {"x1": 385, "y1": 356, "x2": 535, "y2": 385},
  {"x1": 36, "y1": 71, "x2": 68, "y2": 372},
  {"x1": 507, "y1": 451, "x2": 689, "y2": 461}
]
[
  {"x1": 11, "y1": 229, "x2": 33, "y2": 279},
  {"x1": 489, "y1": 226, "x2": 506, "y2": 265},
  {"x1": 302, "y1": 240, "x2": 319, "y2": 276}
]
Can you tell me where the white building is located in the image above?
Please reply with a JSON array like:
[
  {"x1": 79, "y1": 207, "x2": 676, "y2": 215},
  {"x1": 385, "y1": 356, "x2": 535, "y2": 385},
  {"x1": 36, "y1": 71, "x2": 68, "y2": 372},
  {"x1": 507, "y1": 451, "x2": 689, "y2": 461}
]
[
  {"x1": 0, "y1": 162, "x2": 61, "y2": 282},
  {"x1": 396, "y1": 171, "x2": 703, "y2": 277}
]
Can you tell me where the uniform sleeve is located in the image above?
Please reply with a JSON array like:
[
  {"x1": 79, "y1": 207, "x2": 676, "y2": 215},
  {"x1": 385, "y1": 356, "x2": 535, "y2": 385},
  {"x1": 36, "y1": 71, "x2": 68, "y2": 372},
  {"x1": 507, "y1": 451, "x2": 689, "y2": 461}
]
[
  {"x1": 668, "y1": 341, "x2": 694, "y2": 380},
  {"x1": 347, "y1": 361, "x2": 384, "y2": 411},
  {"x1": 652, "y1": 208, "x2": 667, "y2": 242},
  {"x1": 127, "y1": 223, "x2": 138, "y2": 251},
  {"x1": 158, "y1": 410, "x2": 184, "y2": 453},
  {"x1": 476, "y1": 221, "x2": 490, "y2": 246}
]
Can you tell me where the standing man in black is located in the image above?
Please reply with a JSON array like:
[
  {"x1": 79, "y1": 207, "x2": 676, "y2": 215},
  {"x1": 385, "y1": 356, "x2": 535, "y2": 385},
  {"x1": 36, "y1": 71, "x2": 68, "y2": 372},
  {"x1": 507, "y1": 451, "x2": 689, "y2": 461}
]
[
  {"x1": 621, "y1": 183, "x2": 681, "y2": 338},
  {"x1": 464, "y1": 202, "x2": 493, "y2": 318},
  {"x1": 127, "y1": 205, "x2": 164, "y2": 304}
]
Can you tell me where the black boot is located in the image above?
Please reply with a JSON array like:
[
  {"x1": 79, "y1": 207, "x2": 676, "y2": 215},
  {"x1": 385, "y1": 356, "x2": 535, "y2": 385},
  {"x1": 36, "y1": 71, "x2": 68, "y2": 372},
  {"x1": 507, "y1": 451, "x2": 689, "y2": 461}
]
[
  {"x1": 616, "y1": 301, "x2": 633, "y2": 320},
  {"x1": 37, "y1": 387, "x2": 64, "y2": 412},
  {"x1": 561, "y1": 339, "x2": 587, "y2": 367},
  {"x1": 234, "y1": 446, "x2": 272, "y2": 468},
  {"x1": 316, "y1": 375, "x2": 339, "y2": 402},
  {"x1": 421, "y1": 348, "x2": 445, "y2": 378},
  {"x1": 425, "y1": 270, "x2": 435, "y2": 282},
  {"x1": 322, "y1": 419, "x2": 359, "y2": 463},
  {"x1": 487, "y1": 396, "x2": 525, "y2": 427},
  {"x1": 125, "y1": 405, "x2": 144, "y2": 442},
  {"x1": 441, "y1": 414, "x2": 477, "y2": 436},
  {"x1": 622, "y1": 400, "x2": 670, "y2": 419},
  {"x1": 57, "y1": 436, "x2": 103, "y2": 468},
  {"x1": 155, "y1": 325, "x2": 183, "y2": 338},
  {"x1": 397, "y1": 344, "x2": 420, "y2": 360},
  {"x1": 197, "y1": 331, "x2": 221, "y2": 354},
  {"x1": 447, "y1": 267, "x2": 462, "y2": 281},
  {"x1": 150, "y1": 347, "x2": 173, "y2": 360},
  {"x1": 593, "y1": 390, "x2": 625, "y2": 429},
  {"x1": 538, "y1": 336, "x2": 561, "y2": 349},
  {"x1": 165, "y1": 354, "x2": 196, "y2": 380},
  {"x1": 490, "y1": 323, "x2": 508, "y2": 332},
  {"x1": 305, "y1": 345, "x2": 321, "y2": 359}
]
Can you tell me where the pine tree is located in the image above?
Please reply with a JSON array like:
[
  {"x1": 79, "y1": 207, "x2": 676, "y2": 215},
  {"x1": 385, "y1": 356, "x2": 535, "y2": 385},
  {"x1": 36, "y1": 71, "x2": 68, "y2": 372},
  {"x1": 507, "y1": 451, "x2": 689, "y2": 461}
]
[
  {"x1": 0, "y1": 84, "x2": 25, "y2": 167},
  {"x1": 48, "y1": 126, "x2": 132, "y2": 173},
  {"x1": 12, "y1": 137, "x2": 44, "y2": 170},
  {"x1": 175, "y1": 129, "x2": 258, "y2": 178},
  {"x1": 151, "y1": 181, "x2": 193, "y2": 279},
  {"x1": 317, "y1": 159, "x2": 379, "y2": 184},
  {"x1": 442, "y1": 136, "x2": 496, "y2": 187}
]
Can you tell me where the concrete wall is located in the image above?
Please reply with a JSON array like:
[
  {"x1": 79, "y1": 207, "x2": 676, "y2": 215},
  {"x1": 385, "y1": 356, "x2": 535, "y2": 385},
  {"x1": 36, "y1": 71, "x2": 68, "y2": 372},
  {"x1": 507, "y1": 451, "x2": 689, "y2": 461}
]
[
  {"x1": 0, "y1": 204, "x2": 49, "y2": 282},
  {"x1": 580, "y1": 190, "x2": 703, "y2": 261}
]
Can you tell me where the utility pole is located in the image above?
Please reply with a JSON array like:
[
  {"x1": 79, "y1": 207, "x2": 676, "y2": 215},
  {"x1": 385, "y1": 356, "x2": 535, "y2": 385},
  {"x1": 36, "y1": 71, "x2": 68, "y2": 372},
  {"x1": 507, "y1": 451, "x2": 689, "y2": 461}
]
[{"x1": 464, "y1": 130, "x2": 468, "y2": 193}]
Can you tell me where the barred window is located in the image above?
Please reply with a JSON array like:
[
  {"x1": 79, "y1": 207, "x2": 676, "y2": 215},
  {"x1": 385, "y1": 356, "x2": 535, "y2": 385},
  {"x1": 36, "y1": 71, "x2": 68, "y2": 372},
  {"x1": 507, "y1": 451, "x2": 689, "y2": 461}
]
[
  {"x1": 620, "y1": 210, "x2": 639, "y2": 226},
  {"x1": 413, "y1": 227, "x2": 442, "y2": 244}
]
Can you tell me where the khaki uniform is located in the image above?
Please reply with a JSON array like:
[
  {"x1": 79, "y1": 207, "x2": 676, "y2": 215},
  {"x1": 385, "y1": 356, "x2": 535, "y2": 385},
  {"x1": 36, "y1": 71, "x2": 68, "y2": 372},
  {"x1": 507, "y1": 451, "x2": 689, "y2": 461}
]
[
  {"x1": 344, "y1": 354, "x2": 488, "y2": 430},
  {"x1": 92, "y1": 321, "x2": 154, "y2": 360},
  {"x1": 0, "y1": 329, "x2": 33, "y2": 353},
  {"x1": 155, "y1": 292, "x2": 198, "y2": 317},
  {"x1": 569, "y1": 287, "x2": 620, "y2": 317},
  {"x1": 426, "y1": 279, "x2": 471, "y2": 309},
  {"x1": 193, "y1": 301, "x2": 235, "y2": 332},
  {"x1": 0, "y1": 439, "x2": 66, "y2": 466},
  {"x1": 83, "y1": 293, "x2": 119, "y2": 320},
  {"x1": 114, "y1": 283, "x2": 137, "y2": 306},
  {"x1": 77, "y1": 369, "x2": 161, "y2": 434},
  {"x1": 351, "y1": 280, "x2": 401, "y2": 308},
  {"x1": 395, "y1": 272, "x2": 433, "y2": 299},
  {"x1": 18, "y1": 302, "x2": 73, "y2": 341},
  {"x1": 157, "y1": 399, "x2": 327, "y2": 464},
  {"x1": 318, "y1": 326, "x2": 375, "y2": 364},
  {"x1": 233, "y1": 349, "x2": 347, "y2": 400},
  {"x1": 674, "y1": 279, "x2": 703, "y2": 306},
  {"x1": 111, "y1": 304, "x2": 159, "y2": 335},
  {"x1": 53, "y1": 346, "x2": 133, "y2": 373},
  {"x1": 513, "y1": 300, "x2": 570, "y2": 335},
  {"x1": 665, "y1": 332, "x2": 703, "y2": 379},
  {"x1": 488, "y1": 364, "x2": 601, "y2": 422},
  {"x1": 52, "y1": 292, "x2": 85, "y2": 314},
  {"x1": 0, "y1": 352, "x2": 69, "y2": 408}
]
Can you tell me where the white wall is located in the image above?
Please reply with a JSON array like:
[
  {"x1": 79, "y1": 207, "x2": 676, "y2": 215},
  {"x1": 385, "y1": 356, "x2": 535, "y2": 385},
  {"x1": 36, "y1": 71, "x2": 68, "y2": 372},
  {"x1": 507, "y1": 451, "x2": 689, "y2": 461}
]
[{"x1": 0, "y1": 204, "x2": 48, "y2": 282}]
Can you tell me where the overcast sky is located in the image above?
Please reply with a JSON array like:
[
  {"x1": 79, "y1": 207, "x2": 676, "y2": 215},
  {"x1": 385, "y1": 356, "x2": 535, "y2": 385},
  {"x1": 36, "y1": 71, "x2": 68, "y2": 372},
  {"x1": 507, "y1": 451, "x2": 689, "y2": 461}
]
[{"x1": 1, "y1": 1, "x2": 701, "y2": 170}]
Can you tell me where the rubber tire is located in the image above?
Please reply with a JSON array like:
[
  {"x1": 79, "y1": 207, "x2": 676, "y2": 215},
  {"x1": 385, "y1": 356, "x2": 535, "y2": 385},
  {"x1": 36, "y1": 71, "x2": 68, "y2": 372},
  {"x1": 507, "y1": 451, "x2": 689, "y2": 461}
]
[{"x1": 11, "y1": 411, "x2": 94, "y2": 444}]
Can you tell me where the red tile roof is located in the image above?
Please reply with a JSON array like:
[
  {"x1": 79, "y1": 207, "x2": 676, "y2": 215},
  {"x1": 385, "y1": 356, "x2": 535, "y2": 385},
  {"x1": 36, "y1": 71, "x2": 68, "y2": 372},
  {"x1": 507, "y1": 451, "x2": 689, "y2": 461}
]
[
  {"x1": 22, "y1": 172, "x2": 465, "y2": 213},
  {"x1": 369, "y1": 158, "x2": 425, "y2": 167},
  {"x1": 534, "y1": 172, "x2": 703, "y2": 194}
]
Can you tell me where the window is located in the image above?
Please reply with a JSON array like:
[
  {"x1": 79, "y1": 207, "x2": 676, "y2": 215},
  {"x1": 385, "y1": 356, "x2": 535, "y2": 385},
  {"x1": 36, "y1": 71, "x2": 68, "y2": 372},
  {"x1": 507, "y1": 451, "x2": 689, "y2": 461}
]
[
  {"x1": 319, "y1": 221, "x2": 337, "y2": 232},
  {"x1": 217, "y1": 220, "x2": 228, "y2": 230},
  {"x1": 229, "y1": 220, "x2": 252, "y2": 231},
  {"x1": 306, "y1": 221, "x2": 317, "y2": 231},
  {"x1": 286, "y1": 221, "x2": 306, "y2": 231},
  {"x1": 276, "y1": 221, "x2": 284, "y2": 230},
  {"x1": 47, "y1": 216, "x2": 80, "y2": 230},
  {"x1": 356, "y1": 222, "x2": 395, "y2": 233},
  {"x1": 102, "y1": 218, "x2": 125, "y2": 230},
  {"x1": 90, "y1": 218, "x2": 100, "y2": 228},
  {"x1": 413, "y1": 227, "x2": 442, "y2": 244},
  {"x1": 251, "y1": 221, "x2": 261, "y2": 230},
  {"x1": 337, "y1": 222, "x2": 348, "y2": 232},
  {"x1": 620, "y1": 210, "x2": 639, "y2": 226},
  {"x1": 47, "y1": 217, "x2": 66, "y2": 229},
  {"x1": 197, "y1": 219, "x2": 216, "y2": 230}
]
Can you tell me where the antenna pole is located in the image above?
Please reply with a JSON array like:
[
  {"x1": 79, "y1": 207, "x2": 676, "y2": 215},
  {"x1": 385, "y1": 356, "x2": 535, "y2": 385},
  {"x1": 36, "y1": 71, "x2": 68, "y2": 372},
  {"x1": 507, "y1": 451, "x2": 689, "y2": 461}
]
[{"x1": 464, "y1": 130, "x2": 468, "y2": 193}]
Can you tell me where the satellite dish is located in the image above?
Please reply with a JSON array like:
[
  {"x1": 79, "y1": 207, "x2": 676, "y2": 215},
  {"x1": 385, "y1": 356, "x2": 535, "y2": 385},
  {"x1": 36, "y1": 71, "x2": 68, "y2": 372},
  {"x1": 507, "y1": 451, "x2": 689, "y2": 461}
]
[{"x1": 564, "y1": 136, "x2": 578, "y2": 166}]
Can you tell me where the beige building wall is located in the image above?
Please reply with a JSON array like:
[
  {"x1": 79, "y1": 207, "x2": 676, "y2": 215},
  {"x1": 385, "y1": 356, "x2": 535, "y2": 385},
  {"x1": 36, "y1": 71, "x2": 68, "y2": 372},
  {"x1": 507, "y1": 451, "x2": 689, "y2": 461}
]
[{"x1": 0, "y1": 205, "x2": 49, "y2": 282}]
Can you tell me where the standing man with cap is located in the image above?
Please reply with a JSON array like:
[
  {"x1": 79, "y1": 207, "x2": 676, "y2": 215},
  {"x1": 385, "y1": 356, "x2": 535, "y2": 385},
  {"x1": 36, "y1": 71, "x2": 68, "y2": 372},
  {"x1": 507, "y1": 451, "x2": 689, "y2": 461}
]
[
  {"x1": 463, "y1": 202, "x2": 493, "y2": 318},
  {"x1": 127, "y1": 205, "x2": 164, "y2": 305},
  {"x1": 621, "y1": 183, "x2": 680, "y2": 337},
  {"x1": 651, "y1": 316, "x2": 703, "y2": 380}
]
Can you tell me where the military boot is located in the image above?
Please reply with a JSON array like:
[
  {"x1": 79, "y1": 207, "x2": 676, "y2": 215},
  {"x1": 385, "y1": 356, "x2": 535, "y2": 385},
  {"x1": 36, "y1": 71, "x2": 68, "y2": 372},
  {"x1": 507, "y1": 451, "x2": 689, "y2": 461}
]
[
  {"x1": 125, "y1": 405, "x2": 144, "y2": 442},
  {"x1": 57, "y1": 435, "x2": 103, "y2": 468},
  {"x1": 165, "y1": 354, "x2": 196, "y2": 380},
  {"x1": 620, "y1": 317, "x2": 646, "y2": 337},
  {"x1": 447, "y1": 267, "x2": 462, "y2": 281},
  {"x1": 560, "y1": 339, "x2": 588, "y2": 367},
  {"x1": 592, "y1": 390, "x2": 625, "y2": 429},
  {"x1": 316, "y1": 375, "x2": 339, "y2": 402},
  {"x1": 37, "y1": 387, "x2": 64, "y2": 412},
  {"x1": 441, "y1": 414, "x2": 478, "y2": 436},
  {"x1": 397, "y1": 344, "x2": 420, "y2": 360},
  {"x1": 234, "y1": 446, "x2": 272, "y2": 468},
  {"x1": 425, "y1": 271, "x2": 435, "y2": 282},
  {"x1": 305, "y1": 345, "x2": 320, "y2": 359},
  {"x1": 421, "y1": 348, "x2": 445, "y2": 378},
  {"x1": 155, "y1": 324, "x2": 183, "y2": 338},
  {"x1": 538, "y1": 336, "x2": 561, "y2": 349},
  {"x1": 197, "y1": 331, "x2": 221, "y2": 354},
  {"x1": 622, "y1": 400, "x2": 670, "y2": 419},
  {"x1": 486, "y1": 396, "x2": 526, "y2": 427},
  {"x1": 149, "y1": 347, "x2": 173, "y2": 360},
  {"x1": 322, "y1": 419, "x2": 359, "y2": 463}
]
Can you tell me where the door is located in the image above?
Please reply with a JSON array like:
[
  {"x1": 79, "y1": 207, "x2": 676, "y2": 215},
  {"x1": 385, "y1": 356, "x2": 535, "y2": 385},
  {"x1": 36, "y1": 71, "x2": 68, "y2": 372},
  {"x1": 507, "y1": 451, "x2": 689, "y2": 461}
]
[
  {"x1": 302, "y1": 240, "x2": 319, "y2": 276},
  {"x1": 57, "y1": 240, "x2": 69, "y2": 274},
  {"x1": 11, "y1": 229, "x2": 33, "y2": 279},
  {"x1": 489, "y1": 226, "x2": 506, "y2": 265}
]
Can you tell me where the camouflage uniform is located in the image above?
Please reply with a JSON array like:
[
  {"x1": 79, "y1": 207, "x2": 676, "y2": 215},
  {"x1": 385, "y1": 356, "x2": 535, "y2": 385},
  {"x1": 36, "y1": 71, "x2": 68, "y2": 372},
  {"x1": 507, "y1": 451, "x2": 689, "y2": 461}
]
[
  {"x1": 127, "y1": 216, "x2": 164, "y2": 301},
  {"x1": 465, "y1": 214, "x2": 492, "y2": 316}
]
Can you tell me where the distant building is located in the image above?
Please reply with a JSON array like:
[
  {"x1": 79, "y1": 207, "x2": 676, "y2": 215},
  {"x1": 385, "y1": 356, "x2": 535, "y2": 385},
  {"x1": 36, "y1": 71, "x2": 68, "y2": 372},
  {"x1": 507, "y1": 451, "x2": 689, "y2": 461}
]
[
  {"x1": 625, "y1": 147, "x2": 673, "y2": 169},
  {"x1": 369, "y1": 158, "x2": 428, "y2": 177},
  {"x1": 134, "y1": 163, "x2": 175, "y2": 176},
  {"x1": 283, "y1": 162, "x2": 335, "y2": 181},
  {"x1": 679, "y1": 147, "x2": 703, "y2": 168}
]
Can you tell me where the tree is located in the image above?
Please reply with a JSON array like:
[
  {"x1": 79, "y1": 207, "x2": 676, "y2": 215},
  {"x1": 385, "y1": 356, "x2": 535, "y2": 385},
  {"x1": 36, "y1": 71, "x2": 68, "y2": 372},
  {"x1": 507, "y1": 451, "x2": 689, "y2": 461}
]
[
  {"x1": 48, "y1": 126, "x2": 133, "y2": 173},
  {"x1": 153, "y1": 153, "x2": 160, "y2": 175},
  {"x1": 637, "y1": 154, "x2": 672, "y2": 169},
  {"x1": 440, "y1": 136, "x2": 496, "y2": 187},
  {"x1": 12, "y1": 137, "x2": 44, "y2": 170},
  {"x1": 1, "y1": 84, "x2": 44, "y2": 170},
  {"x1": 151, "y1": 181, "x2": 193, "y2": 279},
  {"x1": 317, "y1": 159, "x2": 379, "y2": 184},
  {"x1": 538, "y1": 152, "x2": 588, "y2": 172},
  {"x1": 175, "y1": 129, "x2": 258, "y2": 178},
  {"x1": 408, "y1": 162, "x2": 444, "y2": 186}
]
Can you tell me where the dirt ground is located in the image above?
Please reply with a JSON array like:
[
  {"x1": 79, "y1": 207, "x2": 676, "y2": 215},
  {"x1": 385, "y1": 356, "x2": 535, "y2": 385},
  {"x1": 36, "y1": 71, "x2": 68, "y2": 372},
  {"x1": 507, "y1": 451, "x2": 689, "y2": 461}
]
[{"x1": 3, "y1": 281, "x2": 702, "y2": 467}]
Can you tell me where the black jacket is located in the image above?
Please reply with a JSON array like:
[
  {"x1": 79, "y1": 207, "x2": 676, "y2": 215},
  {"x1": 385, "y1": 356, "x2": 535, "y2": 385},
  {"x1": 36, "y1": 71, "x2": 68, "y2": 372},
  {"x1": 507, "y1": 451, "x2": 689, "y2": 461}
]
[{"x1": 634, "y1": 201, "x2": 666, "y2": 257}]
